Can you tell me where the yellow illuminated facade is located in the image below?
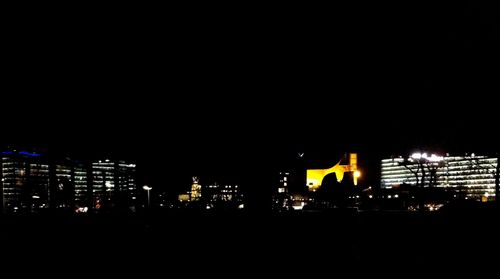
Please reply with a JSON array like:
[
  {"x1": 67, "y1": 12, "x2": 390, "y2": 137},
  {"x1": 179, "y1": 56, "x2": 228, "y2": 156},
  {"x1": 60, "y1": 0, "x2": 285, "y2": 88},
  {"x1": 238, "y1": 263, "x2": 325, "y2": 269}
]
[
  {"x1": 190, "y1": 176, "x2": 202, "y2": 201},
  {"x1": 306, "y1": 153, "x2": 359, "y2": 191}
]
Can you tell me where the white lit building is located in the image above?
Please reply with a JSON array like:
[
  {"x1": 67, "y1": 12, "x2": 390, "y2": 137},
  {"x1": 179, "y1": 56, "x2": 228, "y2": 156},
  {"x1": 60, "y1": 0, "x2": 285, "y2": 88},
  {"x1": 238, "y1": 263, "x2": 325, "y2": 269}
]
[
  {"x1": 381, "y1": 153, "x2": 497, "y2": 200},
  {"x1": 272, "y1": 172, "x2": 290, "y2": 210},
  {"x1": 1, "y1": 150, "x2": 50, "y2": 212},
  {"x1": 73, "y1": 161, "x2": 89, "y2": 208},
  {"x1": 92, "y1": 160, "x2": 137, "y2": 209}
]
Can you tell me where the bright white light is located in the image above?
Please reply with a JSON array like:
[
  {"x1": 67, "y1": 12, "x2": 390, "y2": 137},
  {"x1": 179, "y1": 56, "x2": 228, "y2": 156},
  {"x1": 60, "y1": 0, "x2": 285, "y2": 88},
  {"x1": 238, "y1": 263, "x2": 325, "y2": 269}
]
[
  {"x1": 75, "y1": 207, "x2": 89, "y2": 213},
  {"x1": 485, "y1": 192, "x2": 490, "y2": 197},
  {"x1": 369, "y1": 195, "x2": 373, "y2": 199},
  {"x1": 238, "y1": 204, "x2": 244, "y2": 209},
  {"x1": 411, "y1": 153, "x2": 443, "y2": 162},
  {"x1": 411, "y1": 153, "x2": 422, "y2": 159},
  {"x1": 143, "y1": 185, "x2": 152, "y2": 191},
  {"x1": 105, "y1": 182, "x2": 113, "y2": 188},
  {"x1": 394, "y1": 194, "x2": 399, "y2": 198},
  {"x1": 105, "y1": 159, "x2": 110, "y2": 162},
  {"x1": 388, "y1": 195, "x2": 392, "y2": 199},
  {"x1": 428, "y1": 154, "x2": 444, "y2": 162},
  {"x1": 32, "y1": 195, "x2": 40, "y2": 199},
  {"x1": 206, "y1": 205, "x2": 211, "y2": 210}
]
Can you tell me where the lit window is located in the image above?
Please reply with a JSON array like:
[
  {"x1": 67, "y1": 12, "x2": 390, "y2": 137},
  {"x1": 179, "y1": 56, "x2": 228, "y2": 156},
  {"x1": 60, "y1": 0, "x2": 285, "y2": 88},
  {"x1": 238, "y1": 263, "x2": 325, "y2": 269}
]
[{"x1": 278, "y1": 188, "x2": 285, "y2": 193}]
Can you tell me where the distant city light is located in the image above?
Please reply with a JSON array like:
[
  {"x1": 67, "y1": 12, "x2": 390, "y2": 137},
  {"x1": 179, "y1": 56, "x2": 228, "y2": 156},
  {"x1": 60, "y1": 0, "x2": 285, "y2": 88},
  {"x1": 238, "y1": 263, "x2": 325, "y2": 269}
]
[{"x1": 76, "y1": 207, "x2": 88, "y2": 213}]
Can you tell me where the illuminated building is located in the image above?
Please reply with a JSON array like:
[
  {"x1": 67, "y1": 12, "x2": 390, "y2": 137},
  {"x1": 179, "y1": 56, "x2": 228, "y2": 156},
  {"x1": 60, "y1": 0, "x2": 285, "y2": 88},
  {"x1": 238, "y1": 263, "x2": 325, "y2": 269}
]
[
  {"x1": 278, "y1": 172, "x2": 289, "y2": 195},
  {"x1": 92, "y1": 160, "x2": 137, "y2": 210},
  {"x1": 1, "y1": 150, "x2": 50, "y2": 212},
  {"x1": 190, "y1": 176, "x2": 202, "y2": 201},
  {"x1": 92, "y1": 160, "x2": 115, "y2": 208},
  {"x1": 306, "y1": 153, "x2": 359, "y2": 192},
  {"x1": 1, "y1": 147, "x2": 137, "y2": 213},
  {"x1": 178, "y1": 194, "x2": 190, "y2": 202},
  {"x1": 73, "y1": 161, "x2": 89, "y2": 208},
  {"x1": 53, "y1": 161, "x2": 73, "y2": 208},
  {"x1": 116, "y1": 161, "x2": 137, "y2": 207},
  {"x1": 205, "y1": 183, "x2": 243, "y2": 204},
  {"x1": 381, "y1": 153, "x2": 498, "y2": 200},
  {"x1": 273, "y1": 172, "x2": 290, "y2": 210}
]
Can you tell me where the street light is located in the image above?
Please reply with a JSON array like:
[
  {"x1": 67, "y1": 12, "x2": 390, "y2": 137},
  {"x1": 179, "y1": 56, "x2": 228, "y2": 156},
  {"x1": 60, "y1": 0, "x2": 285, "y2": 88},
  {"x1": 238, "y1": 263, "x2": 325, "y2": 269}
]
[
  {"x1": 143, "y1": 185, "x2": 152, "y2": 208},
  {"x1": 353, "y1": 170, "x2": 361, "y2": 186}
]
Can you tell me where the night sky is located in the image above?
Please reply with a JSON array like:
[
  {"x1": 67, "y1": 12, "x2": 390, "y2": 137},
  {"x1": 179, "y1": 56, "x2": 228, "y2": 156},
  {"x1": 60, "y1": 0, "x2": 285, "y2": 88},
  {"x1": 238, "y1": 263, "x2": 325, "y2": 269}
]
[{"x1": 2, "y1": 2, "x2": 498, "y2": 194}]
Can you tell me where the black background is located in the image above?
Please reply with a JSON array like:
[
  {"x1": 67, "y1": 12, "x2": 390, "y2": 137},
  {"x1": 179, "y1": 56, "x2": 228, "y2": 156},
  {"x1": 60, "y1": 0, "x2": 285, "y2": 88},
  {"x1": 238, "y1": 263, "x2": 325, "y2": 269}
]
[{"x1": 2, "y1": 2, "x2": 498, "y2": 194}]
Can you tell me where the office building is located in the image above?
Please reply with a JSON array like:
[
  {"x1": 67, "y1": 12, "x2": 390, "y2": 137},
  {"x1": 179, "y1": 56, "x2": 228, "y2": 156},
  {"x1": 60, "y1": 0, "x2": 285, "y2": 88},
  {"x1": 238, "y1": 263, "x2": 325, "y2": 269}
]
[
  {"x1": 381, "y1": 153, "x2": 498, "y2": 200},
  {"x1": 1, "y1": 150, "x2": 50, "y2": 212},
  {"x1": 92, "y1": 160, "x2": 137, "y2": 210},
  {"x1": 1, "y1": 148, "x2": 137, "y2": 213},
  {"x1": 272, "y1": 171, "x2": 290, "y2": 210}
]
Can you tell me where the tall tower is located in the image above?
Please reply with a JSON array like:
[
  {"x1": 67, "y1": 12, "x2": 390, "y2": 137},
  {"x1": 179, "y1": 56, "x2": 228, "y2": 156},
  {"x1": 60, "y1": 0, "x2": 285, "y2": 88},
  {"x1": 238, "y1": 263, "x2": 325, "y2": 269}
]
[{"x1": 190, "y1": 176, "x2": 202, "y2": 201}]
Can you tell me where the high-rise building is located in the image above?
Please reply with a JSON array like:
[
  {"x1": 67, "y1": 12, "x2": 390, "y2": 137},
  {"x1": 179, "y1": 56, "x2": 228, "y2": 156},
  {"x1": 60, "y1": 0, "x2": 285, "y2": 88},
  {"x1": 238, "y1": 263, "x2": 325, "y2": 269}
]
[
  {"x1": 116, "y1": 161, "x2": 137, "y2": 207},
  {"x1": 73, "y1": 161, "x2": 89, "y2": 208},
  {"x1": 1, "y1": 150, "x2": 50, "y2": 212},
  {"x1": 53, "y1": 161, "x2": 73, "y2": 208},
  {"x1": 272, "y1": 171, "x2": 290, "y2": 210},
  {"x1": 1, "y1": 148, "x2": 137, "y2": 213},
  {"x1": 190, "y1": 176, "x2": 201, "y2": 201},
  {"x1": 91, "y1": 160, "x2": 137, "y2": 210},
  {"x1": 381, "y1": 153, "x2": 498, "y2": 201}
]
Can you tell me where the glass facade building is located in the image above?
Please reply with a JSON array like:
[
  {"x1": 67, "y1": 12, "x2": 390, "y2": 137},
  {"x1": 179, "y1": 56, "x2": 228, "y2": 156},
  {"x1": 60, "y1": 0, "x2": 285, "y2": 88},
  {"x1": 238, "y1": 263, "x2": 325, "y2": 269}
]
[
  {"x1": 381, "y1": 154, "x2": 498, "y2": 200},
  {"x1": 1, "y1": 149, "x2": 137, "y2": 213},
  {"x1": 1, "y1": 150, "x2": 50, "y2": 212},
  {"x1": 92, "y1": 160, "x2": 137, "y2": 210}
]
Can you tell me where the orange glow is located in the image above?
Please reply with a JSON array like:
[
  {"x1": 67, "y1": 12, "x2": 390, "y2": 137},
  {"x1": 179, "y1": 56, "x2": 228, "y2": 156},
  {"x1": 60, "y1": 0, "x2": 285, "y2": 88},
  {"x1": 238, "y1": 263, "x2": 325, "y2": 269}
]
[{"x1": 353, "y1": 170, "x2": 361, "y2": 186}]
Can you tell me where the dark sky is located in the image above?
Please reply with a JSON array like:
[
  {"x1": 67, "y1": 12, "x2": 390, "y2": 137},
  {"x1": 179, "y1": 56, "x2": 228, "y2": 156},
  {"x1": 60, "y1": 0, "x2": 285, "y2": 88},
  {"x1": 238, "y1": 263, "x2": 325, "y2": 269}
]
[{"x1": 2, "y1": 2, "x2": 498, "y2": 193}]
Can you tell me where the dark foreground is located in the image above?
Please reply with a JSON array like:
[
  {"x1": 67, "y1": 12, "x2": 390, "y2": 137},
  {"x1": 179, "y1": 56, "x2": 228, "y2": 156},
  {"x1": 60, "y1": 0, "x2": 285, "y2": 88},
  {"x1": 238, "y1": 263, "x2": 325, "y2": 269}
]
[{"x1": 1, "y1": 210, "x2": 499, "y2": 273}]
